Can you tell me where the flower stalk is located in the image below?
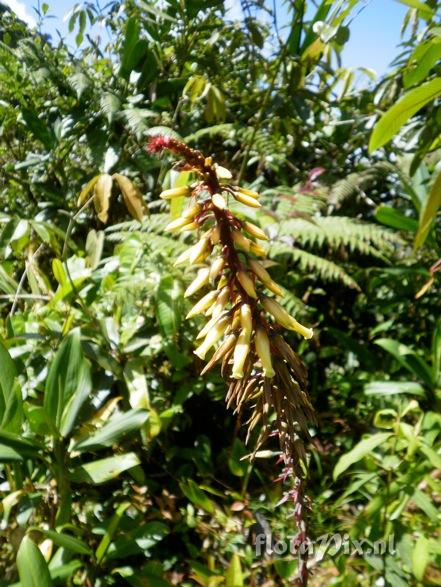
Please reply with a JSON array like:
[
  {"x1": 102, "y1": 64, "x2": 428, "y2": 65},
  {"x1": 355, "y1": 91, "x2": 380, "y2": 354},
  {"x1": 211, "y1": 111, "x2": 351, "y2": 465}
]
[{"x1": 148, "y1": 135, "x2": 316, "y2": 586}]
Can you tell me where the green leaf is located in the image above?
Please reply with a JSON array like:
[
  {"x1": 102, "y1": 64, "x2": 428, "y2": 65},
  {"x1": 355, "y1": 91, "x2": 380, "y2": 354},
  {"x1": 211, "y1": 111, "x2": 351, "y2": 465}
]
[
  {"x1": 228, "y1": 439, "x2": 249, "y2": 477},
  {"x1": 95, "y1": 502, "x2": 130, "y2": 564},
  {"x1": 44, "y1": 329, "x2": 92, "y2": 437},
  {"x1": 375, "y1": 205, "x2": 418, "y2": 233},
  {"x1": 70, "y1": 453, "x2": 140, "y2": 484},
  {"x1": 71, "y1": 409, "x2": 149, "y2": 452},
  {"x1": 414, "y1": 170, "x2": 441, "y2": 249},
  {"x1": 17, "y1": 535, "x2": 53, "y2": 587},
  {"x1": 364, "y1": 381, "x2": 425, "y2": 396},
  {"x1": 369, "y1": 78, "x2": 441, "y2": 152},
  {"x1": 155, "y1": 276, "x2": 183, "y2": 337},
  {"x1": 419, "y1": 443, "x2": 441, "y2": 469},
  {"x1": 225, "y1": 554, "x2": 244, "y2": 587},
  {"x1": 412, "y1": 489, "x2": 439, "y2": 521},
  {"x1": 412, "y1": 535, "x2": 429, "y2": 581},
  {"x1": 0, "y1": 337, "x2": 22, "y2": 431},
  {"x1": 396, "y1": 0, "x2": 434, "y2": 17},
  {"x1": 375, "y1": 338, "x2": 433, "y2": 387},
  {"x1": 0, "y1": 431, "x2": 40, "y2": 462},
  {"x1": 29, "y1": 528, "x2": 93, "y2": 556},
  {"x1": 333, "y1": 433, "x2": 392, "y2": 480},
  {"x1": 179, "y1": 479, "x2": 216, "y2": 514}
]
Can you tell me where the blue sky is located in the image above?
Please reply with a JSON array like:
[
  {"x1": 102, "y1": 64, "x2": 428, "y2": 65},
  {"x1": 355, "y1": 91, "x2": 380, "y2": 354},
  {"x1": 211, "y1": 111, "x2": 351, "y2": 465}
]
[{"x1": 3, "y1": 0, "x2": 407, "y2": 77}]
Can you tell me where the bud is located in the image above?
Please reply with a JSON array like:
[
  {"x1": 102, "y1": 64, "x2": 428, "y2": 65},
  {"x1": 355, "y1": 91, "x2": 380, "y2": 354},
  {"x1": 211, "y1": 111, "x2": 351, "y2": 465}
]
[
  {"x1": 189, "y1": 237, "x2": 211, "y2": 264},
  {"x1": 243, "y1": 221, "x2": 268, "y2": 241},
  {"x1": 194, "y1": 315, "x2": 230, "y2": 359},
  {"x1": 237, "y1": 186, "x2": 260, "y2": 199},
  {"x1": 201, "y1": 333, "x2": 237, "y2": 375},
  {"x1": 232, "y1": 330, "x2": 250, "y2": 379},
  {"x1": 232, "y1": 191, "x2": 262, "y2": 208},
  {"x1": 186, "y1": 290, "x2": 218, "y2": 319},
  {"x1": 262, "y1": 296, "x2": 313, "y2": 339},
  {"x1": 197, "y1": 311, "x2": 227, "y2": 340},
  {"x1": 184, "y1": 268, "x2": 210, "y2": 297},
  {"x1": 160, "y1": 185, "x2": 190, "y2": 199},
  {"x1": 212, "y1": 193, "x2": 227, "y2": 210},
  {"x1": 210, "y1": 225, "x2": 221, "y2": 245},
  {"x1": 237, "y1": 271, "x2": 257, "y2": 299},
  {"x1": 240, "y1": 304, "x2": 252, "y2": 341},
  {"x1": 255, "y1": 328, "x2": 275, "y2": 378},
  {"x1": 217, "y1": 275, "x2": 229, "y2": 289},
  {"x1": 249, "y1": 242, "x2": 267, "y2": 257},
  {"x1": 232, "y1": 230, "x2": 251, "y2": 252},
  {"x1": 174, "y1": 248, "x2": 191, "y2": 267},
  {"x1": 249, "y1": 259, "x2": 284, "y2": 297},
  {"x1": 179, "y1": 220, "x2": 198, "y2": 232},
  {"x1": 210, "y1": 286, "x2": 230, "y2": 318},
  {"x1": 214, "y1": 164, "x2": 233, "y2": 180},
  {"x1": 209, "y1": 257, "x2": 225, "y2": 282},
  {"x1": 165, "y1": 216, "x2": 193, "y2": 232},
  {"x1": 182, "y1": 203, "x2": 202, "y2": 219}
]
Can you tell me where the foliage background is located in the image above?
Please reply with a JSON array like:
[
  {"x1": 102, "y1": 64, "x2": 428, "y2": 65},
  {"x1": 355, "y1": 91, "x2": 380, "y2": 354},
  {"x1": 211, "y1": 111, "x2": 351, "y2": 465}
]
[{"x1": 0, "y1": 0, "x2": 440, "y2": 585}]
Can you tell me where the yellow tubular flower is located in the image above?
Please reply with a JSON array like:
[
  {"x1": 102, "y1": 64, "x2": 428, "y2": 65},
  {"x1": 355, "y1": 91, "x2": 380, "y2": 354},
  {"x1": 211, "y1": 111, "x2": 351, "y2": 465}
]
[
  {"x1": 237, "y1": 271, "x2": 257, "y2": 299},
  {"x1": 237, "y1": 186, "x2": 260, "y2": 199},
  {"x1": 182, "y1": 203, "x2": 202, "y2": 219},
  {"x1": 210, "y1": 287, "x2": 230, "y2": 318},
  {"x1": 194, "y1": 315, "x2": 230, "y2": 359},
  {"x1": 255, "y1": 328, "x2": 275, "y2": 378},
  {"x1": 160, "y1": 185, "x2": 190, "y2": 199},
  {"x1": 186, "y1": 290, "x2": 219, "y2": 319},
  {"x1": 249, "y1": 259, "x2": 284, "y2": 297},
  {"x1": 243, "y1": 221, "x2": 268, "y2": 241},
  {"x1": 249, "y1": 242, "x2": 267, "y2": 257},
  {"x1": 165, "y1": 216, "x2": 193, "y2": 232},
  {"x1": 189, "y1": 237, "x2": 210, "y2": 264},
  {"x1": 209, "y1": 257, "x2": 225, "y2": 282},
  {"x1": 174, "y1": 248, "x2": 191, "y2": 267},
  {"x1": 197, "y1": 310, "x2": 228, "y2": 340},
  {"x1": 212, "y1": 193, "x2": 227, "y2": 209},
  {"x1": 184, "y1": 268, "x2": 210, "y2": 297},
  {"x1": 179, "y1": 220, "x2": 198, "y2": 232},
  {"x1": 240, "y1": 304, "x2": 252, "y2": 341},
  {"x1": 262, "y1": 296, "x2": 313, "y2": 339},
  {"x1": 232, "y1": 330, "x2": 250, "y2": 379},
  {"x1": 232, "y1": 192, "x2": 262, "y2": 208},
  {"x1": 232, "y1": 230, "x2": 251, "y2": 252},
  {"x1": 210, "y1": 225, "x2": 221, "y2": 245}
]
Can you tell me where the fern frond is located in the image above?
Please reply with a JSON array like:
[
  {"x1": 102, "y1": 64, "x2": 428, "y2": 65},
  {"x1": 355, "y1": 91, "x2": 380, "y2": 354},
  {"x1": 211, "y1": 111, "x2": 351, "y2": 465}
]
[
  {"x1": 270, "y1": 243, "x2": 360, "y2": 290},
  {"x1": 277, "y1": 216, "x2": 400, "y2": 259},
  {"x1": 329, "y1": 162, "x2": 395, "y2": 207}
]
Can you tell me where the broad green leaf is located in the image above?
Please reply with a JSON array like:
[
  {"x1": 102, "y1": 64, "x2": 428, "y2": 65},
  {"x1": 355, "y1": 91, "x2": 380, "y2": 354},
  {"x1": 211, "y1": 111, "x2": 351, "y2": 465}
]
[
  {"x1": 95, "y1": 502, "x2": 130, "y2": 564},
  {"x1": 71, "y1": 409, "x2": 149, "y2": 452},
  {"x1": 375, "y1": 338, "x2": 433, "y2": 387},
  {"x1": 333, "y1": 433, "x2": 392, "y2": 480},
  {"x1": 364, "y1": 381, "x2": 425, "y2": 396},
  {"x1": 225, "y1": 554, "x2": 244, "y2": 587},
  {"x1": 228, "y1": 438, "x2": 249, "y2": 477},
  {"x1": 0, "y1": 338, "x2": 21, "y2": 431},
  {"x1": 0, "y1": 431, "x2": 40, "y2": 461},
  {"x1": 412, "y1": 535, "x2": 429, "y2": 581},
  {"x1": 180, "y1": 479, "x2": 216, "y2": 514},
  {"x1": 369, "y1": 78, "x2": 441, "y2": 152},
  {"x1": 17, "y1": 535, "x2": 53, "y2": 587},
  {"x1": 70, "y1": 453, "x2": 140, "y2": 484},
  {"x1": 44, "y1": 329, "x2": 92, "y2": 436},
  {"x1": 419, "y1": 443, "x2": 441, "y2": 469},
  {"x1": 28, "y1": 528, "x2": 92, "y2": 556},
  {"x1": 375, "y1": 205, "x2": 418, "y2": 233},
  {"x1": 155, "y1": 276, "x2": 183, "y2": 337},
  {"x1": 414, "y1": 170, "x2": 441, "y2": 249},
  {"x1": 412, "y1": 489, "x2": 439, "y2": 521},
  {"x1": 396, "y1": 0, "x2": 434, "y2": 17}
]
